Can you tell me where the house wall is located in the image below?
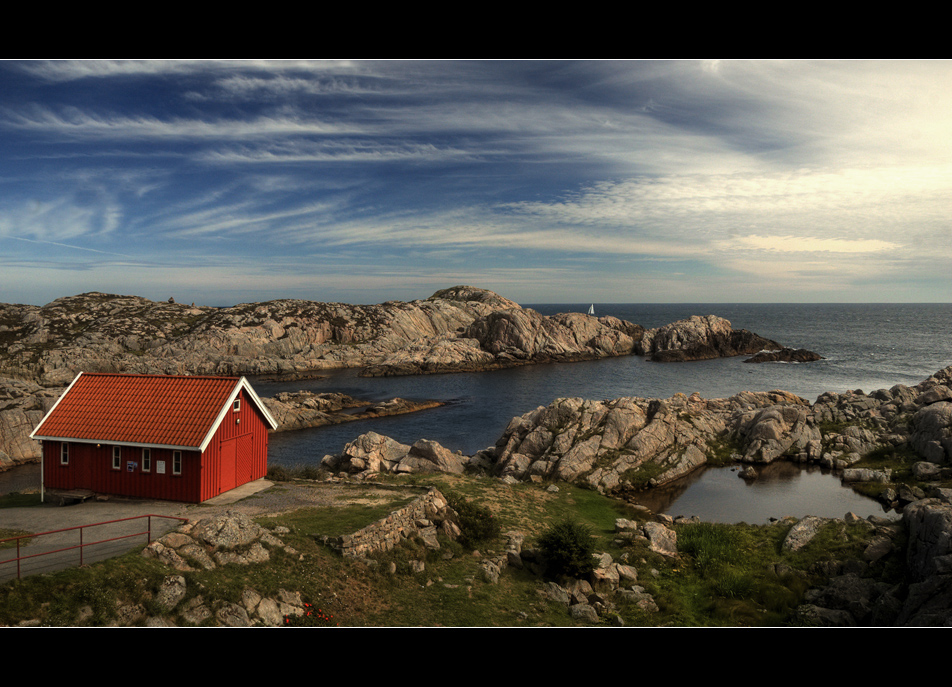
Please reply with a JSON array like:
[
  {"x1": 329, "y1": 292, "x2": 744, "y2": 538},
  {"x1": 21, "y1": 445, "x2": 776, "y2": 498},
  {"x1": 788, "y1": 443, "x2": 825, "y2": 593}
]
[{"x1": 43, "y1": 441, "x2": 203, "y2": 502}]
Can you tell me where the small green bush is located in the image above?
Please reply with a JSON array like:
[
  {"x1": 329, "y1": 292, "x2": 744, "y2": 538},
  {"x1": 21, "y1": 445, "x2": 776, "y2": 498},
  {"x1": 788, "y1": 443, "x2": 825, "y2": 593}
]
[
  {"x1": 267, "y1": 465, "x2": 292, "y2": 482},
  {"x1": 445, "y1": 493, "x2": 500, "y2": 549},
  {"x1": 537, "y1": 519, "x2": 596, "y2": 580}
]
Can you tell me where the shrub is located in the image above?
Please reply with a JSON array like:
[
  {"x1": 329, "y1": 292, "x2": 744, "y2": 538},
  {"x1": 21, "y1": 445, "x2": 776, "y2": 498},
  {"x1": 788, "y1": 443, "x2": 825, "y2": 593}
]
[
  {"x1": 537, "y1": 519, "x2": 596, "y2": 580},
  {"x1": 267, "y1": 465, "x2": 291, "y2": 482},
  {"x1": 445, "y1": 493, "x2": 500, "y2": 549}
]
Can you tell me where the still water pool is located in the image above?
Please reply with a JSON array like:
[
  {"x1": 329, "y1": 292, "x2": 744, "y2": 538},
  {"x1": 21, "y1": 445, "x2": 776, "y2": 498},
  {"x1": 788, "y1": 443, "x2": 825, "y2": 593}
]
[{"x1": 630, "y1": 461, "x2": 898, "y2": 524}]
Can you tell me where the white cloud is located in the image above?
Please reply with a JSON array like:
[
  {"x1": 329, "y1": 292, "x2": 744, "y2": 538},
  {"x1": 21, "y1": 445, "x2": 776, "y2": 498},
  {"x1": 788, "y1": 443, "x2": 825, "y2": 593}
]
[{"x1": 727, "y1": 235, "x2": 901, "y2": 253}]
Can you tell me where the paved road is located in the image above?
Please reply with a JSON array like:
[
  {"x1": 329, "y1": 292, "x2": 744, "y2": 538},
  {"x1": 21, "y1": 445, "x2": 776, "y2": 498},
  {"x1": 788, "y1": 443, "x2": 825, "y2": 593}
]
[{"x1": 0, "y1": 480, "x2": 273, "y2": 582}]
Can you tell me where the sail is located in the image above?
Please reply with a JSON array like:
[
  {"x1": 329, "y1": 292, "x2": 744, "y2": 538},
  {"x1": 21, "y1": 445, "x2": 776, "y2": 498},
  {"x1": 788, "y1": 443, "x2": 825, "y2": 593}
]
[{"x1": 588, "y1": 304, "x2": 595, "y2": 316}]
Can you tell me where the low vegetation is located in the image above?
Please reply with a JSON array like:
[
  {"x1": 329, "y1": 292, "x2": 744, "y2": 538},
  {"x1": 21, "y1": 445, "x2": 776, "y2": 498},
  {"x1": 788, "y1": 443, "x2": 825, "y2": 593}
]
[
  {"x1": 0, "y1": 470, "x2": 911, "y2": 627},
  {"x1": 536, "y1": 519, "x2": 596, "y2": 579}
]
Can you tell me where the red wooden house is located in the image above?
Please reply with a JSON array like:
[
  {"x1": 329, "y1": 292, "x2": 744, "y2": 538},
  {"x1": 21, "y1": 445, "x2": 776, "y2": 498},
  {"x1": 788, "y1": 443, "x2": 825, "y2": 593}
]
[{"x1": 30, "y1": 373, "x2": 279, "y2": 503}]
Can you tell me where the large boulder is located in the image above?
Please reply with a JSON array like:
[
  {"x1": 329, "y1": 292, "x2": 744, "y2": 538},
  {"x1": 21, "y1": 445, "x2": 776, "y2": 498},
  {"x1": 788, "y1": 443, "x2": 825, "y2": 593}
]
[
  {"x1": 733, "y1": 400, "x2": 820, "y2": 464},
  {"x1": 322, "y1": 433, "x2": 465, "y2": 477},
  {"x1": 909, "y1": 402, "x2": 952, "y2": 464},
  {"x1": 322, "y1": 432, "x2": 412, "y2": 474},
  {"x1": 396, "y1": 439, "x2": 467, "y2": 474}
]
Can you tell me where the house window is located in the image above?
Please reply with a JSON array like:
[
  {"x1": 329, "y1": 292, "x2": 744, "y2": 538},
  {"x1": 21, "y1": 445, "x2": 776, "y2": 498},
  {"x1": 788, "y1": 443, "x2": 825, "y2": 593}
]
[
  {"x1": 60, "y1": 443, "x2": 69, "y2": 465},
  {"x1": 142, "y1": 448, "x2": 151, "y2": 472},
  {"x1": 112, "y1": 446, "x2": 121, "y2": 470},
  {"x1": 233, "y1": 398, "x2": 241, "y2": 412},
  {"x1": 172, "y1": 451, "x2": 182, "y2": 475}
]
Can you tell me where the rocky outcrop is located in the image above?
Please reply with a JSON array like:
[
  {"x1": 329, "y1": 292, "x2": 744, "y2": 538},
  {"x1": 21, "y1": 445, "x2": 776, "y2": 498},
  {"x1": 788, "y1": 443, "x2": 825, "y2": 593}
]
[
  {"x1": 745, "y1": 348, "x2": 824, "y2": 363},
  {"x1": 320, "y1": 432, "x2": 468, "y2": 477},
  {"x1": 0, "y1": 377, "x2": 64, "y2": 469},
  {"x1": 142, "y1": 510, "x2": 300, "y2": 572},
  {"x1": 361, "y1": 308, "x2": 646, "y2": 376},
  {"x1": 0, "y1": 287, "x2": 524, "y2": 385},
  {"x1": 135, "y1": 511, "x2": 322, "y2": 626},
  {"x1": 261, "y1": 391, "x2": 442, "y2": 432},
  {"x1": 457, "y1": 365, "x2": 952, "y2": 501},
  {"x1": 780, "y1": 499, "x2": 952, "y2": 627},
  {"x1": 636, "y1": 315, "x2": 782, "y2": 362},
  {"x1": 481, "y1": 389, "x2": 815, "y2": 493},
  {"x1": 312, "y1": 364, "x2": 952, "y2": 515}
]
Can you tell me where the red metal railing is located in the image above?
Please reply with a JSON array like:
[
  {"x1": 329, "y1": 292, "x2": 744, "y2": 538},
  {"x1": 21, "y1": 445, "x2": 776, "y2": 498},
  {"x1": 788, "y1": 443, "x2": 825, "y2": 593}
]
[{"x1": 0, "y1": 514, "x2": 189, "y2": 580}]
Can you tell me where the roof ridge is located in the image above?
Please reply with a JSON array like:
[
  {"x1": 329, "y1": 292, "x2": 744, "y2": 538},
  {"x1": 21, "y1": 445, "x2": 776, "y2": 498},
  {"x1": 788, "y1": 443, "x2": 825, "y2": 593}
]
[{"x1": 78, "y1": 372, "x2": 242, "y2": 380}]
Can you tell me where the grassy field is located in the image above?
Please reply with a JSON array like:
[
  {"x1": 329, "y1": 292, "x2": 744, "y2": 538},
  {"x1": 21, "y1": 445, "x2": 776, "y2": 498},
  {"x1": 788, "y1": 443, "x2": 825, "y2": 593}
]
[{"x1": 0, "y1": 472, "x2": 905, "y2": 627}]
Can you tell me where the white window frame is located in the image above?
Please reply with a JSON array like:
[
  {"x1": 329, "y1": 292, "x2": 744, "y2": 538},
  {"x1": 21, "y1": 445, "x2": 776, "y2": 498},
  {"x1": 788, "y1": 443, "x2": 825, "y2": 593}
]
[
  {"x1": 233, "y1": 398, "x2": 241, "y2": 412},
  {"x1": 172, "y1": 450, "x2": 182, "y2": 475},
  {"x1": 112, "y1": 446, "x2": 121, "y2": 470},
  {"x1": 60, "y1": 443, "x2": 69, "y2": 465},
  {"x1": 142, "y1": 447, "x2": 151, "y2": 473}
]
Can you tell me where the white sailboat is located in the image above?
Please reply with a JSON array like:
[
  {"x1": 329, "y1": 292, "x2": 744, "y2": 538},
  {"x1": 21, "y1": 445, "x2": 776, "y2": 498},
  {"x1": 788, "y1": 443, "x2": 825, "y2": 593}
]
[{"x1": 587, "y1": 304, "x2": 595, "y2": 316}]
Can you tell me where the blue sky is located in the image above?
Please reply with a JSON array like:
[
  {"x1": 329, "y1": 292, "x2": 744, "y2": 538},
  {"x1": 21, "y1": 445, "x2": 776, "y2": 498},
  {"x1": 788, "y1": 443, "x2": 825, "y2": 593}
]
[{"x1": 1, "y1": 59, "x2": 950, "y2": 306}]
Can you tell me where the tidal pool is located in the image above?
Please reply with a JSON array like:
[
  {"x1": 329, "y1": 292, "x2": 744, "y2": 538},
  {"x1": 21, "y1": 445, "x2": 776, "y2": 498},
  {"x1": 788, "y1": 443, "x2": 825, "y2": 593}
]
[{"x1": 630, "y1": 461, "x2": 899, "y2": 525}]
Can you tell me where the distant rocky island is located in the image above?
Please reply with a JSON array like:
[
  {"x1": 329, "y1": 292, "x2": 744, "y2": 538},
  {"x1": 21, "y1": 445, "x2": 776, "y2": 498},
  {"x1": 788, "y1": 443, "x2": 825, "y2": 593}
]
[
  {"x1": 0, "y1": 285, "x2": 811, "y2": 472},
  {"x1": 0, "y1": 285, "x2": 798, "y2": 386}
]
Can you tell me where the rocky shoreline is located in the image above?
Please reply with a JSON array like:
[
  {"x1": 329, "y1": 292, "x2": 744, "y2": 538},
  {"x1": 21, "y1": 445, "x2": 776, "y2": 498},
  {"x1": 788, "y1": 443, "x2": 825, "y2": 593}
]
[{"x1": 315, "y1": 364, "x2": 952, "y2": 517}]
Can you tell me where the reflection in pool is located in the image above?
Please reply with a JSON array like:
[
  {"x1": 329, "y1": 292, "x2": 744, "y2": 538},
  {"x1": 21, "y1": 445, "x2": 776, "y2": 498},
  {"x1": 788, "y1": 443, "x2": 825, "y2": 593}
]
[{"x1": 629, "y1": 462, "x2": 898, "y2": 525}]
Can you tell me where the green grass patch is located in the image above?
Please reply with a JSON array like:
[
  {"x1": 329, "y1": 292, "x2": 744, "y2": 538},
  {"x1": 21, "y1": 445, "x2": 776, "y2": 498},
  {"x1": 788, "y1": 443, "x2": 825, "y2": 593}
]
[
  {"x1": 0, "y1": 528, "x2": 33, "y2": 549},
  {"x1": 705, "y1": 434, "x2": 742, "y2": 467},
  {"x1": 0, "y1": 492, "x2": 42, "y2": 509},
  {"x1": 621, "y1": 460, "x2": 668, "y2": 489},
  {"x1": 625, "y1": 520, "x2": 823, "y2": 626},
  {"x1": 257, "y1": 496, "x2": 418, "y2": 541},
  {"x1": 0, "y1": 551, "x2": 169, "y2": 626},
  {"x1": 854, "y1": 444, "x2": 918, "y2": 481}
]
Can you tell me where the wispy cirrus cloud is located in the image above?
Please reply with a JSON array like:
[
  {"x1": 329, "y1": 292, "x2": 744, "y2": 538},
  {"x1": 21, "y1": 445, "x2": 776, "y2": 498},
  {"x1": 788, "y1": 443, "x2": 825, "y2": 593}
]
[
  {"x1": 1, "y1": 107, "x2": 358, "y2": 140},
  {"x1": 726, "y1": 235, "x2": 901, "y2": 254},
  {"x1": 1, "y1": 60, "x2": 951, "y2": 305}
]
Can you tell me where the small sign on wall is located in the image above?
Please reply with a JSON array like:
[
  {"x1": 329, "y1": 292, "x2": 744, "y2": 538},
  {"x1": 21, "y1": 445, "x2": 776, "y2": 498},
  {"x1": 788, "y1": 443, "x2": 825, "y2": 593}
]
[
  {"x1": 157, "y1": 461, "x2": 166, "y2": 474},
  {"x1": 126, "y1": 461, "x2": 138, "y2": 472}
]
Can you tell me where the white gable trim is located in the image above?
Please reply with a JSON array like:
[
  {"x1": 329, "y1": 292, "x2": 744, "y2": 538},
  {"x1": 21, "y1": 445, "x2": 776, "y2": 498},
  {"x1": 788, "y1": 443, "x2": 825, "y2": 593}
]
[
  {"x1": 197, "y1": 376, "x2": 279, "y2": 453},
  {"x1": 29, "y1": 371, "x2": 84, "y2": 440}
]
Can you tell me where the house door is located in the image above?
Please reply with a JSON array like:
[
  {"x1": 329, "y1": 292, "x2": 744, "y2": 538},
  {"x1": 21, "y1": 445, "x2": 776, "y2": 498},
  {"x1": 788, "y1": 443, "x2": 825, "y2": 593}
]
[
  {"x1": 220, "y1": 438, "x2": 238, "y2": 492},
  {"x1": 79, "y1": 445, "x2": 100, "y2": 489}
]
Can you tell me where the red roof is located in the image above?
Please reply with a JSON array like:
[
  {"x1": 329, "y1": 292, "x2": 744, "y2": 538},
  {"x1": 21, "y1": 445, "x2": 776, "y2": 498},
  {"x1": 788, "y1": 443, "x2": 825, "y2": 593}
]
[{"x1": 31, "y1": 373, "x2": 277, "y2": 450}]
